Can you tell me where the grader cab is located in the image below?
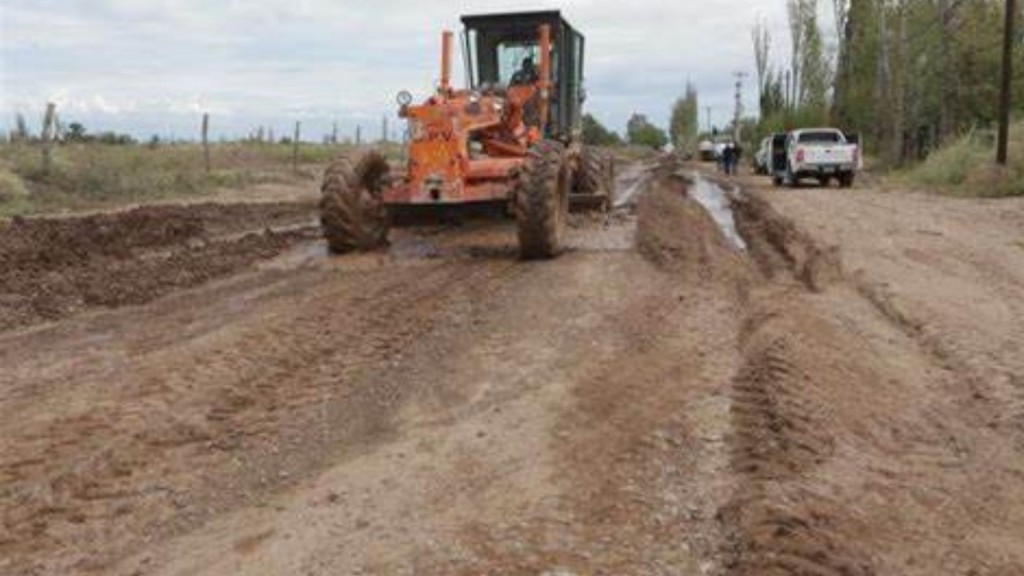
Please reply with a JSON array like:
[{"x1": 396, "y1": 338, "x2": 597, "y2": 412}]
[{"x1": 319, "y1": 10, "x2": 613, "y2": 259}]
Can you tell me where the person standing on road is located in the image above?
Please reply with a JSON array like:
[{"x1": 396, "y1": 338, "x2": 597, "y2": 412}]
[
  {"x1": 732, "y1": 143, "x2": 743, "y2": 175},
  {"x1": 723, "y1": 143, "x2": 738, "y2": 175},
  {"x1": 720, "y1": 143, "x2": 732, "y2": 174}
]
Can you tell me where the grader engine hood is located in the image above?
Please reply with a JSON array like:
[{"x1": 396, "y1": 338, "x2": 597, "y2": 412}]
[
  {"x1": 387, "y1": 93, "x2": 520, "y2": 205},
  {"x1": 403, "y1": 103, "x2": 464, "y2": 202}
]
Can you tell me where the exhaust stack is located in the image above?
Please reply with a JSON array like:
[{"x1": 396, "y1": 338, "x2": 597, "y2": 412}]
[{"x1": 440, "y1": 31, "x2": 453, "y2": 92}]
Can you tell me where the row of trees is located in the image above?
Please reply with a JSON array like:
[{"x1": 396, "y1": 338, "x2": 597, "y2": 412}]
[
  {"x1": 670, "y1": 82, "x2": 701, "y2": 153},
  {"x1": 8, "y1": 113, "x2": 136, "y2": 145},
  {"x1": 756, "y1": 0, "x2": 1017, "y2": 165},
  {"x1": 583, "y1": 113, "x2": 671, "y2": 150}
]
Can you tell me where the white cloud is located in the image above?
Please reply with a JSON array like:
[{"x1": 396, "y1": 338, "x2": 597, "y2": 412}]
[{"x1": 1, "y1": 0, "x2": 836, "y2": 139}]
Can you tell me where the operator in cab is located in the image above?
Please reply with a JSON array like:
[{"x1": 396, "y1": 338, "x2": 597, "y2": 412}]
[{"x1": 511, "y1": 55, "x2": 539, "y2": 85}]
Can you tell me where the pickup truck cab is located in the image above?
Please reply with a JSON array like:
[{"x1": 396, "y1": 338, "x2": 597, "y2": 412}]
[{"x1": 781, "y1": 128, "x2": 858, "y2": 188}]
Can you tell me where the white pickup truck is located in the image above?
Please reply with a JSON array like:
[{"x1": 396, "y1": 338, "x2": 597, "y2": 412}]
[{"x1": 777, "y1": 128, "x2": 859, "y2": 188}]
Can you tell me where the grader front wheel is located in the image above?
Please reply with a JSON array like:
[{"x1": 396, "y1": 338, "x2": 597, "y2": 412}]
[
  {"x1": 515, "y1": 140, "x2": 568, "y2": 260},
  {"x1": 319, "y1": 152, "x2": 391, "y2": 254}
]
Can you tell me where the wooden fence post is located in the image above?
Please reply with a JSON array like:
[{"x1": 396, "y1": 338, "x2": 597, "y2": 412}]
[
  {"x1": 293, "y1": 121, "x2": 301, "y2": 173},
  {"x1": 41, "y1": 102, "x2": 56, "y2": 174},
  {"x1": 201, "y1": 113, "x2": 211, "y2": 174}
]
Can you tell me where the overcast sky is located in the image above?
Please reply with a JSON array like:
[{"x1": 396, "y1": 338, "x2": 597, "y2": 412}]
[{"x1": 0, "y1": 0, "x2": 837, "y2": 141}]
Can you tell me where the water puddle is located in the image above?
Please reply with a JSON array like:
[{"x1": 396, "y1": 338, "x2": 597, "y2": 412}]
[
  {"x1": 614, "y1": 161, "x2": 657, "y2": 209},
  {"x1": 259, "y1": 241, "x2": 327, "y2": 271},
  {"x1": 685, "y1": 171, "x2": 747, "y2": 251}
]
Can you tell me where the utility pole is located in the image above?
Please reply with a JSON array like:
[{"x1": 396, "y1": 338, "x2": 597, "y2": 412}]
[
  {"x1": 381, "y1": 115, "x2": 389, "y2": 144},
  {"x1": 733, "y1": 71, "x2": 747, "y2": 143},
  {"x1": 997, "y1": 0, "x2": 1016, "y2": 166},
  {"x1": 705, "y1": 107, "x2": 712, "y2": 135}
]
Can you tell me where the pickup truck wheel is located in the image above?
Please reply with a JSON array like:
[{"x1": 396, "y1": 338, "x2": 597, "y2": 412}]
[
  {"x1": 786, "y1": 166, "x2": 800, "y2": 188},
  {"x1": 817, "y1": 176, "x2": 830, "y2": 188},
  {"x1": 839, "y1": 172, "x2": 855, "y2": 188},
  {"x1": 772, "y1": 175, "x2": 783, "y2": 187}
]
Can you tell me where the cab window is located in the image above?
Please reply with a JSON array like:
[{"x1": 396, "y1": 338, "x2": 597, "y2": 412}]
[{"x1": 497, "y1": 41, "x2": 539, "y2": 85}]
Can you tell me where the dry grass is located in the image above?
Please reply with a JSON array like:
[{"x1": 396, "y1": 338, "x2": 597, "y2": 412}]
[
  {"x1": 901, "y1": 124, "x2": 1024, "y2": 197},
  {"x1": 0, "y1": 141, "x2": 404, "y2": 218}
]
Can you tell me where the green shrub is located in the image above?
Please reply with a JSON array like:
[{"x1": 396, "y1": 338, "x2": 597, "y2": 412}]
[
  {"x1": 0, "y1": 168, "x2": 28, "y2": 202},
  {"x1": 901, "y1": 123, "x2": 1024, "y2": 197}
]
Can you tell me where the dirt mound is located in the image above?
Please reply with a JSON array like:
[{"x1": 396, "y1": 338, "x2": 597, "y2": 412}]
[
  {"x1": 0, "y1": 202, "x2": 316, "y2": 330},
  {"x1": 636, "y1": 170, "x2": 752, "y2": 285},
  {"x1": 720, "y1": 181, "x2": 1024, "y2": 576},
  {"x1": 722, "y1": 292, "x2": 875, "y2": 576},
  {"x1": 731, "y1": 192, "x2": 842, "y2": 292}
]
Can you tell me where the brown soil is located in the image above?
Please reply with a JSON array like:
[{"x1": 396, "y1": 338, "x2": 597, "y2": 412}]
[
  {"x1": 720, "y1": 166, "x2": 1024, "y2": 576},
  {"x1": 0, "y1": 202, "x2": 317, "y2": 330},
  {"x1": 2, "y1": 158, "x2": 1023, "y2": 576},
  {"x1": 636, "y1": 169, "x2": 750, "y2": 286}
]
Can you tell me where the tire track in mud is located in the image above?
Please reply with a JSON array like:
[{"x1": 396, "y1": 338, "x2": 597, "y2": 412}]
[
  {"x1": 0, "y1": 252, "x2": 531, "y2": 574},
  {"x1": 724, "y1": 180, "x2": 1024, "y2": 576},
  {"x1": 723, "y1": 185, "x2": 876, "y2": 576},
  {"x1": 721, "y1": 301, "x2": 875, "y2": 576},
  {"x1": 402, "y1": 165, "x2": 746, "y2": 575},
  {"x1": 0, "y1": 202, "x2": 318, "y2": 331},
  {"x1": 624, "y1": 162, "x2": 878, "y2": 576},
  {"x1": 735, "y1": 189, "x2": 1024, "y2": 443},
  {"x1": 611, "y1": 161, "x2": 868, "y2": 576}
]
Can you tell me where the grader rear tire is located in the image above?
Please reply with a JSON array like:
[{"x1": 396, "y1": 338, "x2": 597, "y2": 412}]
[
  {"x1": 319, "y1": 151, "x2": 391, "y2": 254},
  {"x1": 516, "y1": 140, "x2": 568, "y2": 260},
  {"x1": 574, "y1": 147, "x2": 615, "y2": 210},
  {"x1": 574, "y1": 147, "x2": 610, "y2": 194}
]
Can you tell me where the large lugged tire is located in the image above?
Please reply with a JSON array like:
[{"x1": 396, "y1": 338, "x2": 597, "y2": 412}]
[
  {"x1": 319, "y1": 151, "x2": 390, "y2": 254},
  {"x1": 515, "y1": 140, "x2": 568, "y2": 260},
  {"x1": 574, "y1": 147, "x2": 612, "y2": 194},
  {"x1": 574, "y1": 147, "x2": 615, "y2": 210}
]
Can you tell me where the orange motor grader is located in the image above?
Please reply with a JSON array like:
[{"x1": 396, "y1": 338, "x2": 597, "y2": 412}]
[{"x1": 320, "y1": 10, "x2": 613, "y2": 259}]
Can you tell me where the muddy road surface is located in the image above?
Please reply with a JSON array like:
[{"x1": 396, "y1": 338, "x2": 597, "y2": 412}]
[
  {"x1": 2, "y1": 158, "x2": 1024, "y2": 575},
  {"x1": 0, "y1": 202, "x2": 319, "y2": 331}
]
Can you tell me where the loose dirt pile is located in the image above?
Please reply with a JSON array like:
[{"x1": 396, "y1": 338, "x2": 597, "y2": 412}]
[
  {"x1": 635, "y1": 159, "x2": 750, "y2": 286},
  {"x1": 721, "y1": 169, "x2": 1024, "y2": 576},
  {"x1": 0, "y1": 202, "x2": 316, "y2": 330}
]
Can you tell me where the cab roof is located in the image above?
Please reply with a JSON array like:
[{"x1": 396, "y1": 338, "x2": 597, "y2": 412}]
[{"x1": 460, "y1": 10, "x2": 580, "y2": 38}]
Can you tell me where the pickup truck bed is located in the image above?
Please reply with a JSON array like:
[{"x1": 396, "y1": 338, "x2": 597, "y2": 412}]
[{"x1": 780, "y1": 128, "x2": 858, "y2": 188}]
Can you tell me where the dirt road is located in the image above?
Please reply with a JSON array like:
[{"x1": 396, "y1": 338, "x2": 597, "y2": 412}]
[{"x1": 2, "y1": 158, "x2": 1024, "y2": 575}]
